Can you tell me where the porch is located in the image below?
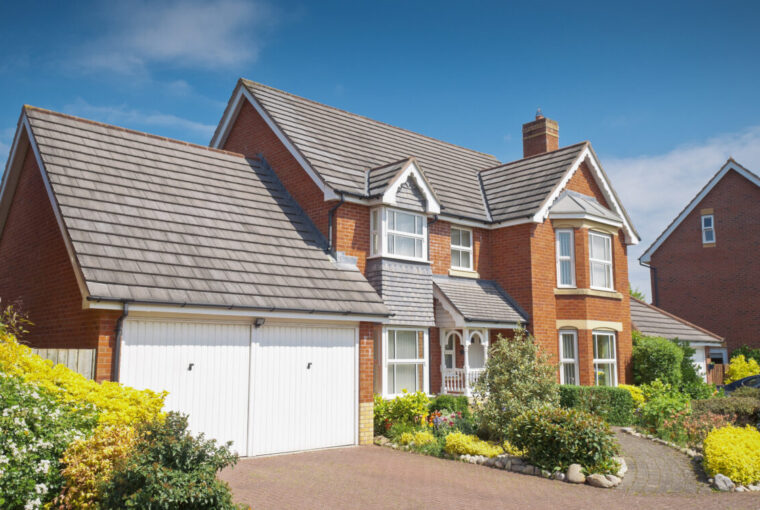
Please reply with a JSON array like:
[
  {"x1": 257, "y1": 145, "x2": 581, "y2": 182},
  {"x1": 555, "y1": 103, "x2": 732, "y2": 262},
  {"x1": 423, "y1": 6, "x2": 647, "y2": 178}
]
[{"x1": 439, "y1": 328, "x2": 488, "y2": 396}]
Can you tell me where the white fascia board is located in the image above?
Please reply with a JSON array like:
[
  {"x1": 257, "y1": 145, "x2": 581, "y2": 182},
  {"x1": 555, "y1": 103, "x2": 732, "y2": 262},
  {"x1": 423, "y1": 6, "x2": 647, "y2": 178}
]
[
  {"x1": 533, "y1": 146, "x2": 640, "y2": 245},
  {"x1": 22, "y1": 114, "x2": 92, "y2": 301},
  {"x1": 211, "y1": 85, "x2": 339, "y2": 201},
  {"x1": 548, "y1": 212, "x2": 624, "y2": 228},
  {"x1": 382, "y1": 159, "x2": 441, "y2": 214},
  {"x1": 86, "y1": 300, "x2": 389, "y2": 323},
  {"x1": 639, "y1": 160, "x2": 760, "y2": 264}
]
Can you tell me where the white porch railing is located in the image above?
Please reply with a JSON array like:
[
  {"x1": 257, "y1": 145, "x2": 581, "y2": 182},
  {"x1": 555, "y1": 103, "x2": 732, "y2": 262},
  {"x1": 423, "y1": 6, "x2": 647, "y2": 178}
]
[{"x1": 442, "y1": 368, "x2": 485, "y2": 395}]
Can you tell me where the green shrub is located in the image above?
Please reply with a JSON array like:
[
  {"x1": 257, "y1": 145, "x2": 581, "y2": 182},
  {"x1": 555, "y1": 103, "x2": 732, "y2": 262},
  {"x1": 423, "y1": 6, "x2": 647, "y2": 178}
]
[
  {"x1": 731, "y1": 345, "x2": 760, "y2": 365},
  {"x1": 508, "y1": 407, "x2": 619, "y2": 473},
  {"x1": 429, "y1": 394, "x2": 470, "y2": 418},
  {"x1": 559, "y1": 385, "x2": 635, "y2": 426},
  {"x1": 373, "y1": 391, "x2": 430, "y2": 436},
  {"x1": 474, "y1": 328, "x2": 558, "y2": 440},
  {"x1": 637, "y1": 381, "x2": 690, "y2": 431},
  {"x1": 0, "y1": 372, "x2": 100, "y2": 510},
  {"x1": 632, "y1": 332, "x2": 683, "y2": 385},
  {"x1": 101, "y1": 412, "x2": 240, "y2": 510},
  {"x1": 691, "y1": 396, "x2": 760, "y2": 426},
  {"x1": 724, "y1": 355, "x2": 760, "y2": 384}
]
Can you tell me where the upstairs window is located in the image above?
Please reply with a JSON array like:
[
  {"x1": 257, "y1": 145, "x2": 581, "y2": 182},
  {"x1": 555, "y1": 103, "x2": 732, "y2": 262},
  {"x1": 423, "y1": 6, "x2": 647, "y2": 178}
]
[
  {"x1": 451, "y1": 227, "x2": 473, "y2": 270},
  {"x1": 555, "y1": 229, "x2": 575, "y2": 287},
  {"x1": 370, "y1": 207, "x2": 428, "y2": 261},
  {"x1": 589, "y1": 231, "x2": 613, "y2": 291},
  {"x1": 702, "y1": 214, "x2": 715, "y2": 244}
]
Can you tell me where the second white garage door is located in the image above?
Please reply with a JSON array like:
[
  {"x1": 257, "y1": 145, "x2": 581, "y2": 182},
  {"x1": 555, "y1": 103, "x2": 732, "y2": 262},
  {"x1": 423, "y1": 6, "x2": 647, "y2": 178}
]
[{"x1": 119, "y1": 319, "x2": 357, "y2": 457}]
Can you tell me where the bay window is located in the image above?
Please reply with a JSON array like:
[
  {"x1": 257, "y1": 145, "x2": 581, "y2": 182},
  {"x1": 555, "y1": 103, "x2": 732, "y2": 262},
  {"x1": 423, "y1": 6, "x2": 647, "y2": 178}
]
[
  {"x1": 555, "y1": 229, "x2": 575, "y2": 287},
  {"x1": 559, "y1": 330, "x2": 579, "y2": 385},
  {"x1": 451, "y1": 227, "x2": 473, "y2": 270},
  {"x1": 593, "y1": 330, "x2": 617, "y2": 386},
  {"x1": 589, "y1": 231, "x2": 613, "y2": 290},
  {"x1": 385, "y1": 329, "x2": 428, "y2": 396},
  {"x1": 370, "y1": 207, "x2": 428, "y2": 261}
]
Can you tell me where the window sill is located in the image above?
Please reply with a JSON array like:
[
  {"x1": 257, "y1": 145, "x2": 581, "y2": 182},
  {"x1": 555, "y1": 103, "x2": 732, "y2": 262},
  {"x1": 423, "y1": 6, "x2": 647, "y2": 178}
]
[
  {"x1": 554, "y1": 288, "x2": 623, "y2": 300},
  {"x1": 448, "y1": 268, "x2": 480, "y2": 278}
]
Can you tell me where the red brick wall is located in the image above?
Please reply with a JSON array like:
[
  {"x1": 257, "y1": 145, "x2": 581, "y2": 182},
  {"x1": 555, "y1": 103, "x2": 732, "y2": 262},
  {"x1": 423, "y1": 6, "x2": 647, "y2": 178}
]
[
  {"x1": 651, "y1": 169, "x2": 760, "y2": 352},
  {"x1": 0, "y1": 146, "x2": 121, "y2": 381}
]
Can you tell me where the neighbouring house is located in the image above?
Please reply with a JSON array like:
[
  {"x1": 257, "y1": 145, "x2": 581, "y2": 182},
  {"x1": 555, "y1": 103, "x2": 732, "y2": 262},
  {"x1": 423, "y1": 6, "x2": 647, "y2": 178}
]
[
  {"x1": 639, "y1": 159, "x2": 760, "y2": 362},
  {"x1": 0, "y1": 80, "x2": 643, "y2": 457},
  {"x1": 630, "y1": 298, "x2": 724, "y2": 381}
]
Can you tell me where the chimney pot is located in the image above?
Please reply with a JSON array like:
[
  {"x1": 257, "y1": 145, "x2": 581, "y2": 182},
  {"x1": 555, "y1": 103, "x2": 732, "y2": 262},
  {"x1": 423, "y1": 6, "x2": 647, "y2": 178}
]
[{"x1": 522, "y1": 113, "x2": 558, "y2": 158}]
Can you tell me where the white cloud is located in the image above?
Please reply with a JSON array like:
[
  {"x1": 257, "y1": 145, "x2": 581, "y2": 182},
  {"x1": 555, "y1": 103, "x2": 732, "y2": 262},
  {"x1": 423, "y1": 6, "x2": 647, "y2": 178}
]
[
  {"x1": 63, "y1": 99, "x2": 216, "y2": 141},
  {"x1": 76, "y1": 0, "x2": 275, "y2": 75},
  {"x1": 603, "y1": 126, "x2": 760, "y2": 300}
]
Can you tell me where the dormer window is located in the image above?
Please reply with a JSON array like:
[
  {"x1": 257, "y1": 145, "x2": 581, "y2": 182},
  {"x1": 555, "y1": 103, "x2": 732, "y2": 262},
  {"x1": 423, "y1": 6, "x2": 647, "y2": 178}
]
[{"x1": 370, "y1": 207, "x2": 428, "y2": 262}]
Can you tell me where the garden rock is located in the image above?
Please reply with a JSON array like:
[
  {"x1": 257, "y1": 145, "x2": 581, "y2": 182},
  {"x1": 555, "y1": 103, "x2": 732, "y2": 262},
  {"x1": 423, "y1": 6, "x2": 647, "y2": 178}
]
[
  {"x1": 586, "y1": 474, "x2": 614, "y2": 488},
  {"x1": 713, "y1": 474, "x2": 735, "y2": 492},
  {"x1": 566, "y1": 464, "x2": 585, "y2": 484}
]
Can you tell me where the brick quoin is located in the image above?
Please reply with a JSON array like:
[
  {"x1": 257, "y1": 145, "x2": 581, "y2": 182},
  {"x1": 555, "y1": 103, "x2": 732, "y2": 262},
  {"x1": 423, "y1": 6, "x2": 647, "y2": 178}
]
[
  {"x1": 650, "y1": 169, "x2": 760, "y2": 352},
  {"x1": 222, "y1": 99, "x2": 634, "y2": 386},
  {"x1": 0, "y1": 146, "x2": 120, "y2": 381}
]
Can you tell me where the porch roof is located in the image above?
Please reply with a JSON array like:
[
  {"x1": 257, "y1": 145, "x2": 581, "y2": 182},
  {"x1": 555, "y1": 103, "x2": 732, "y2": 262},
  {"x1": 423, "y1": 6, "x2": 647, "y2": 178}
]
[{"x1": 433, "y1": 276, "x2": 528, "y2": 326}]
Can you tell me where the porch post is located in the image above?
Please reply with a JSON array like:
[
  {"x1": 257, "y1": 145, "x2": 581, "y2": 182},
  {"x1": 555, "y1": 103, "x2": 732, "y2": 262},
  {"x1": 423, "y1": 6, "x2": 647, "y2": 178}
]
[{"x1": 463, "y1": 329, "x2": 471, "y2": 397}]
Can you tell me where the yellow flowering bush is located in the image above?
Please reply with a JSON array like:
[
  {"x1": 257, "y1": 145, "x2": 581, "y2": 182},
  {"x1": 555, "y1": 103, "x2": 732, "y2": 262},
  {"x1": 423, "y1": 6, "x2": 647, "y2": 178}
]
[
  {"x1": 724, "y1": 355, "x2": 760, "y2": 384},
  {"x1": 0, "y1": 331, "x2": 165, "y2": 426},
  {"x1": 53, "y1": 426, "x2": 137, "y2": 509},
  {"x1": 444, "y1": 432, "x2": 503, "y2": 458},
  {"x1": 703, "y1": 425, "x2": 760, "y2": 485},
  {"x1": 618, "y1": 384, "x2": 645, "y2": 405},
  {"x1": 398, "y1": 430, "x2": 436, "y2": 446}
]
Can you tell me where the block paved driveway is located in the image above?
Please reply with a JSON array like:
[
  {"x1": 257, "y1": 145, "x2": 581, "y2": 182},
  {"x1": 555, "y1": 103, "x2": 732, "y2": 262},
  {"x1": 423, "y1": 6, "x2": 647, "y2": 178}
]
[{"x1": 221, "y1": 445, "x2": 759, "y2": 510}]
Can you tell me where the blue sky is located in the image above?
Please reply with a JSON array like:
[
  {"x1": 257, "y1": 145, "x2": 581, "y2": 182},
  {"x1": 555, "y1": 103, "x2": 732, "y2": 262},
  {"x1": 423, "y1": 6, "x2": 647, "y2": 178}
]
[{"x1": 1, "y1": 1, "x2": 759, "y2": 298}]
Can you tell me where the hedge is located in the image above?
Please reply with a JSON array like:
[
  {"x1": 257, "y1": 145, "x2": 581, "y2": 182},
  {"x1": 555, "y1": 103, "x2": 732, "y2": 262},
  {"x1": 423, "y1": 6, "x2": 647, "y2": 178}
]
[{"x1": 559, "y1": 385, "x2": 636, "y2": 426}]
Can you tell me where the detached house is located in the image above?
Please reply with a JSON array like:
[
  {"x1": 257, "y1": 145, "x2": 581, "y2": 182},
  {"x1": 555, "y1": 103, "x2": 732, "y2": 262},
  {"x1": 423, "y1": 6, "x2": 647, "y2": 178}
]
[
  {"x1": 639, "y1": 159, "x2": 760, "y2": 362},
  {"x1": 0, "y1": 80, "x2": 640, "y2": 457}
]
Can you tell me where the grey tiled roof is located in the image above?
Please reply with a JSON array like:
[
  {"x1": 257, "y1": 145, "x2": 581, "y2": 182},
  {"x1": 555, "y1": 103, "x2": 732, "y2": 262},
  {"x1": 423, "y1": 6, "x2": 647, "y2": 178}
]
[
  {"x1": 240, "y1": 80, "x2": 500, "y2": 220},
  {"x1": 433, "y1": 276, "x2": 527, "y2": 324},
  {"x1": 25, "y1": 107, "x2": 389, "y2": 316},
  {"x1": 630, "y1": 298, "x2": 723, "y2": 345},
  {"x1": 549, "y1": 190, "x2": 622, "y2": 223},
  {"x1": 480, "y1": 142, "x2": 588, "y2": 222}
]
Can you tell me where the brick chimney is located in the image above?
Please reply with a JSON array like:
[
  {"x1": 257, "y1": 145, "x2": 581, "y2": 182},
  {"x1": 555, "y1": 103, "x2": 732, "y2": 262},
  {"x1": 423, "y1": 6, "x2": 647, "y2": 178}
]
[{"x1": 522, "y1": 110, "x2": 558, "y2": 158}]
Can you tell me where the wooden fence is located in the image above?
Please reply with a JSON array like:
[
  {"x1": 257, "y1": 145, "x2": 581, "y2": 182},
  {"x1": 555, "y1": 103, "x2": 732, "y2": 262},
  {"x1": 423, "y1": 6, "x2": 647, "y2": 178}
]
[
  {"x1": 707, "y1": 363, "x2": 725, "y2": 385},
  {"x1": 31, "y1": 348, "x2": 96, "y2": 379}
]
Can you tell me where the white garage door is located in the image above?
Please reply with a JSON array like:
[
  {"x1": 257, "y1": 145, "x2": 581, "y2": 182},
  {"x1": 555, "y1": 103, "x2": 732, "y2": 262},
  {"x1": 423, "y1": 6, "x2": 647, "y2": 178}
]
[
  {"x1": 249, "y1": 324, "x2": 357, "y2": 456},
  {"x1": 119, "y1": 319, "x2": 357, "y2": 457},
  {"x1": 119, "y1": 319, "x2": 252, "y2": 454}
]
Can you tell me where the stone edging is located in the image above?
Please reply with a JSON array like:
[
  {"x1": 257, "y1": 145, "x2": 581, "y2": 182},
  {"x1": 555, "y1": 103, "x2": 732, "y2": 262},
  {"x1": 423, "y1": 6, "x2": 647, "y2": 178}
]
[
  {"x1": 619, "y1": 427, "x2": 760, "y2": 493},
  {"x1": 374, "y1": 436, "x2": 627, "y2": 489}
]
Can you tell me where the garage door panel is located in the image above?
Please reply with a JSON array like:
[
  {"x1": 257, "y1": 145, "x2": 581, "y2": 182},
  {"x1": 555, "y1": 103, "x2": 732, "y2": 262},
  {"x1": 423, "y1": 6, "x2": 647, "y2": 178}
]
[
  {"x1": 120, "y1": 320, "x2": 251, "y2": 454},
  {"x1": 250, "y1": 325, "x2": 356, "y2": 456}
]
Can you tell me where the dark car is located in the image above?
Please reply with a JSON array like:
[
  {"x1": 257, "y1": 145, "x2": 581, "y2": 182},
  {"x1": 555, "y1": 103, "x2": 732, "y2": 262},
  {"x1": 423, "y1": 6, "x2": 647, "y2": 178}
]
[{"x1": 721, "y1": 375, "x2": 760, "y2": 395}]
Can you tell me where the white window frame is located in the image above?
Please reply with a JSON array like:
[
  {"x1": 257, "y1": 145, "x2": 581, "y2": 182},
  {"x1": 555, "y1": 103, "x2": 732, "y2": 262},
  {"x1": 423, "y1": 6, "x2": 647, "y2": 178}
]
[
  {"x1": 369, "y1": 207, "x2": 428, "y2": 262},
  {"x1": 701, "y1": 214, "x2": 715, "y2": 244},
  {"x1": 555, "y1": 229, "x2": 576, "y2": 288},
  {"x1": 450, "y1": 226, "x2": 473, "y2": 271},
  {"x1": 589, "y1": 231, "x2": 614, "y2": 291},
  {"x1": 593, "y1": 330, "x2": 618, "y2": 387},
  {"x1": 559, "y1": 329, "x2": 579, "y2": 385},
  {"x1": 382, "y1": 327, "x2": 429, "y2": 397}
]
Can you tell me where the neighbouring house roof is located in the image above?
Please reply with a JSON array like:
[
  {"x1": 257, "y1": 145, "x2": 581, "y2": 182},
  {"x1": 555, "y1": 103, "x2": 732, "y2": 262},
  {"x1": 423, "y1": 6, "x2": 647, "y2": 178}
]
[
  {"x1": 639, "y1": 158, "x2": 760, "y2": 264},
  {"x1": 630, "y1": 298, "x2": 724, "y2": 346},
  {"x1": 548, "y1": 190, "x2": 623, "y2": 225},
  {"x1": 433, "y1": 276, "x2": 527, "y2": 325},
  {"x1": 212, "y1": 80, "x2": 639, "y2": 244},
  {"x1": 7, "y1": 106, "x2": 389, "y2": 317}
]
